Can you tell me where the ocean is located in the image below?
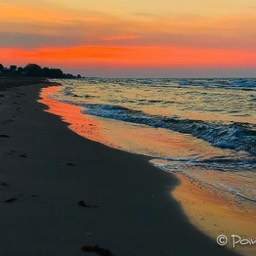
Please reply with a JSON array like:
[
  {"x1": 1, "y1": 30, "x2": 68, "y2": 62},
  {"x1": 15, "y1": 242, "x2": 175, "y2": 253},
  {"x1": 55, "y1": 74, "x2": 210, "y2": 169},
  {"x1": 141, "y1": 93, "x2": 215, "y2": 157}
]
[{"x1": 41, "y1": 77, "x2": 256, "y2": 205}]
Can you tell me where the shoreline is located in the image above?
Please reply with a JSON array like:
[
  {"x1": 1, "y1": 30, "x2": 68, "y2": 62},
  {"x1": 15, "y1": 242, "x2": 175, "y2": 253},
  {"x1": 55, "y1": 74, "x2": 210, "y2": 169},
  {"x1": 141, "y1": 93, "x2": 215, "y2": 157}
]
[
  {"x1": 41, "y1": 83, "x2": 256, "y2": 256},
  {"x1": 173, "y1": 173, "x2": 256, "y2": 256},
  {"x1": 0, "y1": 78, "x2": 243, "y2": 255},
  {"x1": 40, "y1": 82, "x2": 256, "y2": 256}
]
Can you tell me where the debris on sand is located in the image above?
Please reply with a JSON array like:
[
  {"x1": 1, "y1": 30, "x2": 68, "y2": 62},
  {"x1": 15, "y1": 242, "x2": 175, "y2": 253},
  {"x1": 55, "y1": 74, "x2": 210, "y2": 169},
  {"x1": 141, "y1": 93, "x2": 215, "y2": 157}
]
[
  {"x1": 4, "y1": 198, "x2": 18, "y2": 203},
  {"x1": 78, "y1": 200, "x2": 98, "y2": 208},
  {"x1": 81, "y1": 245, "x2": 113, "y2": 256}
]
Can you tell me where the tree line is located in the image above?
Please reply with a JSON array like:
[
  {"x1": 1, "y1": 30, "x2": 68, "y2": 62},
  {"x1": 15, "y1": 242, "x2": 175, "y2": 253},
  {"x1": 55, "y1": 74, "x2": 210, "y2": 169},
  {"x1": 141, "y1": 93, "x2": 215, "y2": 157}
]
[{"x1": 0, "y1": 63, "x2": 82, "y2": 79}]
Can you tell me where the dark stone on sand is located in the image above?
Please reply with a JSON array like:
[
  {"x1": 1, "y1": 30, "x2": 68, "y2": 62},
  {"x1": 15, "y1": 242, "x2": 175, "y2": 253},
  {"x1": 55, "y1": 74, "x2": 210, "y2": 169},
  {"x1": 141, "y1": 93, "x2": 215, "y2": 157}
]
[
  {"x1": 1, "y1": 182, "x2": 8, "y2": 186},
  {"x1": 4, "y1": 198, "x2": 17, "y2": 203},
  {"x1": 20, "y1": 153, "x2": 27, "y2": 158},
  {"x1": 0, "y1": 135, "x2": 10, "y2": 138},
  {"x1": 31, "y1": 195, "x2": 38, "y2": 197},
  {"x1": 3, "y1": 119, "x2": 14, "y2": 123},
  {"x1": 0, "y1": 94, "x2": 4, "y2": 97},
  {"x1": 66, "y1": 162, "x2": 76, "y2": 166},
  {"x1": 78, "y1": 200, "x2": 98, "y2": 208},
  {"x1": 78, "y1": 200, "x2": 90, "y2": 207},
  {"x1": 81, "y1": 245, "x2": 113, "y2": 256},
  {"x1": 8, "y1": 150, "x2": 16, "y2": 155}
]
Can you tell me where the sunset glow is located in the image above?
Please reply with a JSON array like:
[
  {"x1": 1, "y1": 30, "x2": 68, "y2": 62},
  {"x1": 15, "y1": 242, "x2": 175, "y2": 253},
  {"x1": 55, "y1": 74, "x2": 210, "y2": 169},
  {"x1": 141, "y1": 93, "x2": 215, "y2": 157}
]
[{"x1": 1, "y1": 0, "x2": 256, "y2": 77}]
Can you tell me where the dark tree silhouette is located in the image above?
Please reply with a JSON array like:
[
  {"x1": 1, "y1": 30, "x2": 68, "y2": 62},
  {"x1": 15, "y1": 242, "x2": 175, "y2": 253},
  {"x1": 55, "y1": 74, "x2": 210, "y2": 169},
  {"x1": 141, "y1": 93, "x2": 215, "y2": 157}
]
[
  {"x1": 9, "y1": 65, "x2": 17, "y2": 71},
  {"x1": 24, "y1": 64, "x2": 43, "y2": 77},
  {"x1": 0, "y1": 63, "x2": 82, "y2": 78},
  {"x1": 17, "y1": 67, "x2": 24, "y2": 73},
  {"x1": 42, "y1": 67, "x2": 50, "y2": 76},
  {"x1": 42, "y1": 67, "x2": 63, "y2": 78}
]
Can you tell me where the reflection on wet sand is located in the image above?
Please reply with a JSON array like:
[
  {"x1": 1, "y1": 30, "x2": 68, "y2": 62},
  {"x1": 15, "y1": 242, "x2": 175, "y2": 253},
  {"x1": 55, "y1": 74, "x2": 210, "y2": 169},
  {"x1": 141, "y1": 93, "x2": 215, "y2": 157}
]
[{"x1": 40, "y1": 85, "x2": 256, "y2": 256}]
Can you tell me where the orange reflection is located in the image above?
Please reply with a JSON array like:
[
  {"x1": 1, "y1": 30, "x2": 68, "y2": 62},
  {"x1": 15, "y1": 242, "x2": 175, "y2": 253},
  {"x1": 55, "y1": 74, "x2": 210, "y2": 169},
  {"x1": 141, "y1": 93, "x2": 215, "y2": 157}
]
[
  {"x1": 39, "y1": 86, "x2": 110, "y2": 145},
  {"x1": 39, "y1": 85, "x2": 233, "y2": 160}
]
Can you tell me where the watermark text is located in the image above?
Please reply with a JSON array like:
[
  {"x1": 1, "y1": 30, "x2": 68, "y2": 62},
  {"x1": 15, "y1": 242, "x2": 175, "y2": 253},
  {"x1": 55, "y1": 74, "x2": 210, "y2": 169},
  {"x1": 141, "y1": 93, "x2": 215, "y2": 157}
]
[{"x1": 217, "y1": 234, "x2": 256, "y2": 248}]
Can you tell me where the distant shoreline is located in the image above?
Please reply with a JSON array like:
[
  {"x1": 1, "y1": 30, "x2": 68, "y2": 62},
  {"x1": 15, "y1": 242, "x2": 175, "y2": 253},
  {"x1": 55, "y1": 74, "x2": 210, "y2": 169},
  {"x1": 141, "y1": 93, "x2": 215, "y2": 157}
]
[{"x1": 0, "y1": 63, "x2": 82, "y2": 79}]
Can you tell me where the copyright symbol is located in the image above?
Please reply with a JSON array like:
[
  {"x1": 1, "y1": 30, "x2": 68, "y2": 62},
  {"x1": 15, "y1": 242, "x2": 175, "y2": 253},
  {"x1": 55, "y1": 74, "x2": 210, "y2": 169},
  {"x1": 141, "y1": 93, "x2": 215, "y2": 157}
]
[{"x1": 217, "y1": 235, "x2": 228, "y2": 246}]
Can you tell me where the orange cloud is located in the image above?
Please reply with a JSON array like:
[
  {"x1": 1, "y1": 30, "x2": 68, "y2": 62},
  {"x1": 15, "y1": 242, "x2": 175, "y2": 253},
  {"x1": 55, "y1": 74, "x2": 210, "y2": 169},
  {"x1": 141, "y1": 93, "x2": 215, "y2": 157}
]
[
  {"x1": 1, "y1": 45, "x2": 256, "y2": 69},
  {"x1": 102, "y1": 36, "x2": 142, "y2": 41},
  {"x1": 1, "y1": 2, "x2": 256, "y2": 52},
  {"x1": 0, "y1": 3, "x2": 112, "y2": 35}
]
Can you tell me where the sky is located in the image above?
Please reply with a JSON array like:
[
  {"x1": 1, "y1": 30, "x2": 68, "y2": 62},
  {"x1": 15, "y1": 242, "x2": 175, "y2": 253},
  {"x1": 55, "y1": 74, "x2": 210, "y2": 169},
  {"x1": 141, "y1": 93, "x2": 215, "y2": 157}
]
[{"x1": 1, "y1": 0, "x2": 256, "y2": 77}]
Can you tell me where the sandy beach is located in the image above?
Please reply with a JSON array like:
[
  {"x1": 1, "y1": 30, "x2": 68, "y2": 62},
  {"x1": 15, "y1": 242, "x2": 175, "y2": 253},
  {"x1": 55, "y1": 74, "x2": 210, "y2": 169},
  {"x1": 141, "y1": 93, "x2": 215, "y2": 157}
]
[{"x1": 0, "y1": 78, "x2": 245, "y2": 256}]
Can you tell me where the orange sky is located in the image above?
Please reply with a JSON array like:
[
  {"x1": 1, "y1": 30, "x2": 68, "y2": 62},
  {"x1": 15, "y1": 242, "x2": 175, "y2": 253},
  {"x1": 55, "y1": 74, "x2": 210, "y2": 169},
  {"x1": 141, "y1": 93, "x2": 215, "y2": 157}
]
[
  {"x1": 1, "y1": 1, "x2": 256, "y2": 77},
  {"x1": 2, "y1": 46, "x2": 256, "y2": 68}
]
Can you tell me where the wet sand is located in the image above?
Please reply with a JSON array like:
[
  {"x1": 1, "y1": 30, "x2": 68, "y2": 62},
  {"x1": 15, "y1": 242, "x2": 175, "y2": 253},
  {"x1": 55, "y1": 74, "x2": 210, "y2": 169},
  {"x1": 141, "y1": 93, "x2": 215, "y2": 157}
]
[
  {"x1": 173, "y1": 174, "x2": 256, "y2": 256},
  {"x1": 0, "y1": 78, "x2": 242, "y2": 256}
]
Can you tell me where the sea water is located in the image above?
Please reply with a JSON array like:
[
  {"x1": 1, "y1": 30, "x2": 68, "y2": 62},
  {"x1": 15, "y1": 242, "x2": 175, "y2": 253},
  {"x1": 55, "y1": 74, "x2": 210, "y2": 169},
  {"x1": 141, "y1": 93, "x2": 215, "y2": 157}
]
[{"x1": 43, "y1": 77, "x2": 256, "y2": 205}]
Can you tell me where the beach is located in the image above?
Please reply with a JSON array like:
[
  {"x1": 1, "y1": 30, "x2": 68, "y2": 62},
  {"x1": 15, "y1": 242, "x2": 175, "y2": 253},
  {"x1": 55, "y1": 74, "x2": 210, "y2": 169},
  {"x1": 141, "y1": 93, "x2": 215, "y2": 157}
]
[
  {"x1": 0, "y1": 79, "x2": 245, "y2": 255},
  {"x1": 39, "y1": 78, "x2": 256, "y2": 256}
]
